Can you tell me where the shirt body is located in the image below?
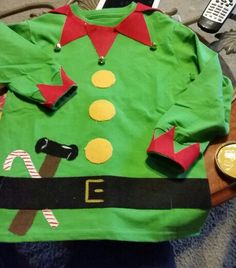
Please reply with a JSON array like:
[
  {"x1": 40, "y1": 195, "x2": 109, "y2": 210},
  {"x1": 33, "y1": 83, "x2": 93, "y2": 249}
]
[{"x1": 0, "y1": 2, "x2": 233, "y2": 242}]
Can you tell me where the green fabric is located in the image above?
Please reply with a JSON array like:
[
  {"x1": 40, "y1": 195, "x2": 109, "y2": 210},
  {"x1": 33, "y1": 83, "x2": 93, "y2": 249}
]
[
  {"x1": 0, "y1": 3, "x2": 233, "y2": 242},
  {"x1": 0, "y1": 208, "x2": 207, "y2": 242},
  {"x1": 0, "y1": 21, "x2": 74, "y2": 107},
  {"x1": 155, "y1": 25, "x2": 232, "y2": 146}
]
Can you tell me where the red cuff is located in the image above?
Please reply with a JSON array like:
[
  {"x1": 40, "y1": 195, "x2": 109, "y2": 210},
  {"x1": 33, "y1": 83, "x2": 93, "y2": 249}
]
[
  {"x1": 147, "y1": 127, "x2": 200, "y2": 171},
  {"x1": 37, "y1": 68, "x2": 76, "y2": 109}
]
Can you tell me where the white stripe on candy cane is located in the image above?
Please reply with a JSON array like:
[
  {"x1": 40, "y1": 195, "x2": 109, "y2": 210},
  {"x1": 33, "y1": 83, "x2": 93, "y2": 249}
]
[
  {"x1": 3, "y1": 150, "x2": 59, "y2": 228},
  {"x1": 3, "y1": 150, "x2": 41, "y2": 178},
  {"x1": 42, "y1": 209, "x2": 59, "y2": 228}
]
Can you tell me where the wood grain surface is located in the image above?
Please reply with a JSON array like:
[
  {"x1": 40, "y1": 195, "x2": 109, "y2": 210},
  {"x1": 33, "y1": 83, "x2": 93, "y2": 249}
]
[{"x1": 205, "y1": 97, "x2": 236, "y2": 207}]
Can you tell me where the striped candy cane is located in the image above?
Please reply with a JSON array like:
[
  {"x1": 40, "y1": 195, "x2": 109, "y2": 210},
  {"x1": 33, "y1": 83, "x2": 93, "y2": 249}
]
[
  {"x1": 3, "y1": 150, "x2": 59, "y2": 228},
  {"x1": 4, "y1": 150, "x2": 41, "y2": 178}
]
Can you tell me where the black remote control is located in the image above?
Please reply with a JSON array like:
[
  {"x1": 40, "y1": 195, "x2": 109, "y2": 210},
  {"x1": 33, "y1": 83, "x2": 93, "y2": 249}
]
[{"x1": 198, "y1": 0, "x2": 236, "y2": 33}]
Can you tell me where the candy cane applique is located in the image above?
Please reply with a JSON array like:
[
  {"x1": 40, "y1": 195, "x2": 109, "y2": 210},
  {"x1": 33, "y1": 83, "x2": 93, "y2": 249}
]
[
  {"x1": 41, "y1": 209, "x2": 59, "y2": 228},
  {"x1": 3, "y1": 150, "x2": 59, "y2": 228},
  {"x1": 4, "y1": 150, "x2": 41, "y2": 178}
]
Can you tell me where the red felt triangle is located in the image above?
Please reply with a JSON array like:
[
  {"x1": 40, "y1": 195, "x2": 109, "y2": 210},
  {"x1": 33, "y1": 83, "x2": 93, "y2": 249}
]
[
  {"x1": 50, "y1": 3, "x2": 157, "y2": 56},
  {"x1": 86, "y1": 25, "x2": 118, "y2": 57},
  {"x1": 116, "y1": 11, "x2": 152, "y2": 46},
  {"x1": 60, "y1": 13, "x2": 87, "y2": 46},
  {"x1": 37, "y1": 68, "x2": 75, "y2": 108},
  {"x1": 51, "y1": 5, "x2": 86, "y2": 46},
  {"x1": 147, "y1": 127, "x2": 200, "y2": 171},
  {"x1": 175, "y1": 143, "x2": 200, "y2": 170},
  {"x1": 149, "y1": 127, "x2": 175, "y2": 156}
]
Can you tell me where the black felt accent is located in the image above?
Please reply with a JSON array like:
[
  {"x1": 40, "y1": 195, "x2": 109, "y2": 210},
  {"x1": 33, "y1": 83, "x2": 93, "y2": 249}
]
[
  {"x1": 103, "y1": 0, "x2": 155, "y2": 8},
  {"x1": 35, "y1": 138, "x2": 78, "y2": 160},
  {"x1": 0, "y1": 176, "x2": 211, "y2": 210}
]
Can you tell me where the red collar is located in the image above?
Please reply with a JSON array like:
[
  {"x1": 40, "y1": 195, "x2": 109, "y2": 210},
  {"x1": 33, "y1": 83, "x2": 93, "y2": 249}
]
[{"x1": 51, "y1": 3, "x2": 158, "y2": 57}]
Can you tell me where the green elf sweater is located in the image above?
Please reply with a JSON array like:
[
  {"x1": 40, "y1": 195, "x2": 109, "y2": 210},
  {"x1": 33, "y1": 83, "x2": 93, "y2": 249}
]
[{"x1": 0, "y1": 2, "x2": 233, "y2": 242}]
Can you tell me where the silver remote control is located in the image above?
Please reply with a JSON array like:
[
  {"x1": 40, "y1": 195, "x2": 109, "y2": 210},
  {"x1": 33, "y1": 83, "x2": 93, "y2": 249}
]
[{"x1": 198, "y1": 0, "x2": 236, "y2": 33}]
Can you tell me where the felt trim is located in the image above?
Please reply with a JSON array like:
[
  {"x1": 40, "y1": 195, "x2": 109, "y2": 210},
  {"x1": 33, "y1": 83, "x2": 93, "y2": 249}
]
[
  {"x1": 91, "y1": 70, "x2": 116, "y2": 88},
  {"x1": 84, "y1": 138, "x2": 113, "y2": 164},
  {"x1": 35, "y1": 137, "x2": 79, "y2": 161},
  {"x1": 8, "y1": 210, "x2": 37, "y2": 236},
  {"x1": 115, "y1": 8, "x2": 152, "y2": 47},
  {"x1": 0, "y1": 176, "x2": 211, "y2": 209},
  {"x1": 89, "y1": 99, "x2": 116, "y2": 121},
  {"x1": 147, "y1": 127, "x2": 200, "y2": 171},
  {"x1": 50, "y1": 3, "x2": 156, "y2": 57},
  {"x1": 37, "y1": 68, "x2": 77, "y2": 109}
]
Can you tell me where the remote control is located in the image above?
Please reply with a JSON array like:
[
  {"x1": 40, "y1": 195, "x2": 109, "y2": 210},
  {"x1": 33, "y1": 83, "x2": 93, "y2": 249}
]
[{"x1": 198, "y1": 0, "x2": 236, "y2": 33}]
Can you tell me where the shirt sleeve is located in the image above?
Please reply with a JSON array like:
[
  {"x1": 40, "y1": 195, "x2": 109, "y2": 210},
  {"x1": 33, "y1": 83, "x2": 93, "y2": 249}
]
[
  {"x1": 147, "y1": 22, "x2": 233, "y2": 172},
  {"x1": 0, "y1": 21, "x2": 77, "y2": 110}
]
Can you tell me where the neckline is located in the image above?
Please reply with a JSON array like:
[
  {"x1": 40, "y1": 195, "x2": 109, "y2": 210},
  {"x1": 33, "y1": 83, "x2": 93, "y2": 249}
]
[
  {"x1": 70, "y1": 2, "x2": 137, "y2": 27},
  {"x1": 51, "y1": 2, "x2": 157, "y2": 61}
]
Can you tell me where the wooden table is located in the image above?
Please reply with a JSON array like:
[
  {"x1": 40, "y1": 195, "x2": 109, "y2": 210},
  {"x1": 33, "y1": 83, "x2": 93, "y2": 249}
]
[
  {"x1": 204, "y1": 54, "x2": 236, "y2": 207},
  {"x1": 205, "y1": 96, "x2": 236, "y2": 207}
]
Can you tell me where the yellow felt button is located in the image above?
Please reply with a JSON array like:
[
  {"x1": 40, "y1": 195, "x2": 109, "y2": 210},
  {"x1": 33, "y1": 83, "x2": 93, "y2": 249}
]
[
  {"x1": 91, "y1": 70, "x2": 116, "y2": 88},
  {"x1": 89, "y1": 100, "x2": 116, "y2": 121},
  {"x1": 85, "y1": 138, "x2": 113, "y2": 164}
]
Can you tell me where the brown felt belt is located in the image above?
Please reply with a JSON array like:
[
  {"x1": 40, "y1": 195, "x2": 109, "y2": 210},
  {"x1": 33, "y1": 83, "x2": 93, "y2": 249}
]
[{"x1": 0, "y1": 176, "x2": 211, "y2": 210}]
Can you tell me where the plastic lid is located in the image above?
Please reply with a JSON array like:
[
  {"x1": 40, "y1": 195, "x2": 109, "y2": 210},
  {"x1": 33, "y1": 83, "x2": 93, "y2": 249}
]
[{"x1": 215, "y1": 141, "x2": 236, "y2": 179}]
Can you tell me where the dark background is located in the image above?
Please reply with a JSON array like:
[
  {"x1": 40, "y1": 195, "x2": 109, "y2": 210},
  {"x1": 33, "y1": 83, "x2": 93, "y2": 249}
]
[{"x1": 103, "y1": 0, "x2": 154, "y2": 8}]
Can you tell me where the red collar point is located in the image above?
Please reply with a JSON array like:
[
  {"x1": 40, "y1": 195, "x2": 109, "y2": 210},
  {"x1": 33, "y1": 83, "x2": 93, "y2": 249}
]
[{"x1": 51, "y1": 3, "x2": 157, "y2": 56}]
